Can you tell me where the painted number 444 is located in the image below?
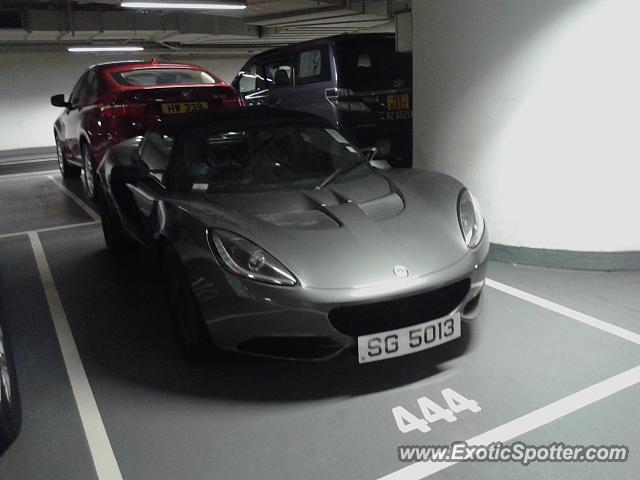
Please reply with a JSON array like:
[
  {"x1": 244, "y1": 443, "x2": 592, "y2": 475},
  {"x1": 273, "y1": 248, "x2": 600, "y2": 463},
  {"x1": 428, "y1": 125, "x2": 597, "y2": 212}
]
[{"x1": 393, "y1": 388, "x2": 481, "y2": 434}]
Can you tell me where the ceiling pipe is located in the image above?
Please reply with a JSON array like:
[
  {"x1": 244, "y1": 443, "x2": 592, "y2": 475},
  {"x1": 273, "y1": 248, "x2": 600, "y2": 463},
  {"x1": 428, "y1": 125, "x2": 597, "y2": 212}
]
[{"x1": 66, "y1": 0, "x2": 75, "y2": 37}]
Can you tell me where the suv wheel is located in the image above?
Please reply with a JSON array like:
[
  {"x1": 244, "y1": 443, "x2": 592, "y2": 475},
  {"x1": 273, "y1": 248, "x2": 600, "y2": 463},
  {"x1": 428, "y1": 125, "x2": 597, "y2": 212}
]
[
  {"x1": 0, "y1": 321, "x2": 21, "y2": 455},
  {"x1": 55, "y1": 135, "x2": 80, "y2": 179},
  {"x1": 81, "y1": 145, "x2": 97, "y2": 199}
]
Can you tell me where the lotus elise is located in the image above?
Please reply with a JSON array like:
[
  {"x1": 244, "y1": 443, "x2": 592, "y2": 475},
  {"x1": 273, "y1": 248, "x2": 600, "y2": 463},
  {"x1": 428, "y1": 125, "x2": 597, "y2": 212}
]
[{"x1": 96, "y1": 107, "x2": 488, "y2": 363}]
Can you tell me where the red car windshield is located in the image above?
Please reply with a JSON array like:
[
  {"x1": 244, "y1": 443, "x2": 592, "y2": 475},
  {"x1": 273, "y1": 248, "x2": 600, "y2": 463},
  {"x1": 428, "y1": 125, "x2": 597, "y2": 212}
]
[{"x1": 111, "y1": 68, "x2": 221, "y2": 87}]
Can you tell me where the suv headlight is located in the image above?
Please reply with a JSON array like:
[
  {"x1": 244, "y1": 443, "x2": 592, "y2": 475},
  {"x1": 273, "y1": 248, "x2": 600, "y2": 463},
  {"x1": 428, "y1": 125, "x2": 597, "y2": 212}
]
[
  {"x1": 457, "y1": 189, "x2": 485, "y2": 248},
  {"x1": 209, "y1": 229, "x2": 297, "y2": 286}
]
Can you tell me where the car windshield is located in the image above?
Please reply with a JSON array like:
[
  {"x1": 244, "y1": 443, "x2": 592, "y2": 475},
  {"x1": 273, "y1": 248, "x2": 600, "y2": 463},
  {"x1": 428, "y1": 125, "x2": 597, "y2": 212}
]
[
  {"x1": 111, "y1": 68, "x2": 221, "y2": 87},
  {"x1": 172, "y1": 125, "x2": 368, "y2": 193}
]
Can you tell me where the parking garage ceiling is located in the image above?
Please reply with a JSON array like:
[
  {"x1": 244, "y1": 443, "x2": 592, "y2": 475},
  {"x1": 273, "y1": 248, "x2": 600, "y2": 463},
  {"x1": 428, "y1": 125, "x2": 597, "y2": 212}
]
[{"x1": 0, "y1": 0, "x2": 411, "y2": 56}]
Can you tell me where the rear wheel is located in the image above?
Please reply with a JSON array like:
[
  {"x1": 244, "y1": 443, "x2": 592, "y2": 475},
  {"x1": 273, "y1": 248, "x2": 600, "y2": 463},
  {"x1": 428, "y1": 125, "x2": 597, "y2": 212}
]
[
  {"x1": 163, "y1": 247, "x2": 214, "y2": 361},
  {"x1": 0, "y1": 320, "x2": 21, "y2": 455},
  {"x1": 55, "y1": 135, "x2": 80, "y2": 179},
  {"x1": 81, "y1": 144, "x2": 97, "y2": 200}
]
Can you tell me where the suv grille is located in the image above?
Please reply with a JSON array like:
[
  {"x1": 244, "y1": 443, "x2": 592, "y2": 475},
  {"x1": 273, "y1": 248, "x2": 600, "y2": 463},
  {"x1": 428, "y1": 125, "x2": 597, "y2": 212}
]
[{"x1": 329, "y1": 279, "x2": 470, "y2": 337}]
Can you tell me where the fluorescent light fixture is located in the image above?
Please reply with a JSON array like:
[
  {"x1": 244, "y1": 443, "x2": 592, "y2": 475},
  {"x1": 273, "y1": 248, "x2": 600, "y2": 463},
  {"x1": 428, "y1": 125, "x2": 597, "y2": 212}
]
[
  {"x1": 68, "y1": 46, "x2": 144, "y2": 52},
  {"x1": 121, "y1": 1, "x2": 246, "y2": 10}
]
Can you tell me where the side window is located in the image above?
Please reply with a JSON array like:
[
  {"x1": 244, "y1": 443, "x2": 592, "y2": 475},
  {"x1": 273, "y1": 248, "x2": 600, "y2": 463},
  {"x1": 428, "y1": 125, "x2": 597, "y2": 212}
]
[
  {"x1": 80, "y1": 70, "x2": 100, "y2": 106},
  {"x1": 141, "y1": 132, "x2": 174, "y2": 183},
  {"x1": 69, "y1": 73, "x2": 88, "y2": 107},
  {"x1": 237, "y1": 62, "x2": 266, "y2": 94},
  {"x1": 295, "y1": 47, "x2": 329, "y2": 85},
  {"x1": 264, "y1": 58, "x2": 293, "y2": 89},
  {"x1": 357, "y1": 52, "x2": 373, "y2": 68}
]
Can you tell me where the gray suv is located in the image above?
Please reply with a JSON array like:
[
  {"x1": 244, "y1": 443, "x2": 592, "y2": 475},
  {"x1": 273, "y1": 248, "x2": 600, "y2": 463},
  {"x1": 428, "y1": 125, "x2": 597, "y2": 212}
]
[{"x1": 232, "y1": 34, "x2": 413, "y2": 166}]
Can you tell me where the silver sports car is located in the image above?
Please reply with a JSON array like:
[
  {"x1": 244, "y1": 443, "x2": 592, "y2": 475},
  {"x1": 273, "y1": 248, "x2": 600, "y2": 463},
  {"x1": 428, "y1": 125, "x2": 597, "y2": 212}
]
[{"x1": 97, "y1": 108, "x2": 488, "y2": 363}]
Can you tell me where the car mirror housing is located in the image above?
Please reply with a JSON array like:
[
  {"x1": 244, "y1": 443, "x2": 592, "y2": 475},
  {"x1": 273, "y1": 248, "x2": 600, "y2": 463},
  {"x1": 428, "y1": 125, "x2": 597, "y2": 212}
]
[
  {"x1": 360, "y1": 146, "x2": 378, "y2": 161},
  {"x1": 50, "y1": 94, "x2": 68, "y2": 108}
]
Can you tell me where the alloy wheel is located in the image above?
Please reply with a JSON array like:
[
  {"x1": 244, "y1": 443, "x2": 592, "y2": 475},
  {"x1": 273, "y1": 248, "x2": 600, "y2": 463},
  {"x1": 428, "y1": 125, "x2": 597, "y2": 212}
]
[
  {"x1": 83, "y1": 149, "x2": 95, "y2": 198},
  {"x1": 0, "y1": 325, "x2": 12, "y2": 409},
  {"x1": 56, "y1": 139, "x2": 64, "y2": 174}
]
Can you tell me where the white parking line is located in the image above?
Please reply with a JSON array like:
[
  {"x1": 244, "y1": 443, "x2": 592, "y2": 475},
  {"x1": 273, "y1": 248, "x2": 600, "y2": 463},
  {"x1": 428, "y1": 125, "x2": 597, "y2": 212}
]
[
  {"x1": 0, "y1": 169, "x2": 59, "y2": 180},
  {"x1": 28, "y1": 232, "x2": 123, "y2": 480},
  {"x1": 0, "y1": 157, "x2": 57, "y2": 165},
  {"x1": 0, "y1": 221, "x2": 100, "y2": 240},
  {"x1": 378, "y1": 364, "x2": 640, "y2": 480},
  {"x1": 47, "y1": 175, "x2": 101, "y2": 222},
  {"x1": 486, "y1": 278, "x2": 640, "y2": 345}
]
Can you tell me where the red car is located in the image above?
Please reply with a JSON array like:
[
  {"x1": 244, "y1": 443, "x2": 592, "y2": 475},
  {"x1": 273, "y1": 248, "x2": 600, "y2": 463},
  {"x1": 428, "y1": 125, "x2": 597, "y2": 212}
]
[{"x1": 51, "y1": 59, "x2": 243, "y2": 199}]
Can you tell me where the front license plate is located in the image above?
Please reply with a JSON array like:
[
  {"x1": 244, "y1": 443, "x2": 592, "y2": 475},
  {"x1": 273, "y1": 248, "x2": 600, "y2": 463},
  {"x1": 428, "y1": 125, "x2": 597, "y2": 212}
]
[
  {"x1": 161, "y1": 101, "x2": 209, "y2": 115},
  {"x1": 357, "y1": 312, "x2": 461, "y2": 364}
]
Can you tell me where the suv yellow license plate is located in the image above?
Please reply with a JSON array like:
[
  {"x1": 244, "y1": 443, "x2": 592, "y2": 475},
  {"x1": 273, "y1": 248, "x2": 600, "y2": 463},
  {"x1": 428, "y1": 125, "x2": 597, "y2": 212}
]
[
  {"x1": 161, "y1": 102, "x2": 209, "y2": 115},
  {"x1": 387, "y1": 94, "x2": 410, "y2": 110},
  {"x1": 386, "y1": 94, "x2": 411, "y2": 120}
]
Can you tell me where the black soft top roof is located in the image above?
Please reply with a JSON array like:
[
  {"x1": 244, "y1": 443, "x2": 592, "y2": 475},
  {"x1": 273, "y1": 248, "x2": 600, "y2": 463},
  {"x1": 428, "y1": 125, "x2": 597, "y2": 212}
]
[{"x1": 153, "y1": 107, "x2": 331, "y2": 136}]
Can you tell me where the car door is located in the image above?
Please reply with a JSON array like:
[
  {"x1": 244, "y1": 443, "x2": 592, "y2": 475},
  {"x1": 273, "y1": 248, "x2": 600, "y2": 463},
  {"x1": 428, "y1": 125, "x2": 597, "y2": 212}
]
[
  {"x1": 70, "y1": 70, "x2": 102, "y2": 160},
  {"x1": 59, "y1": 72, "x2": 87, "y2": 161},
  {"x1": 124, "y1": 132, "x2": 173, "y2": 246},
  {"x1": 291, "y1": 45, "x2": 335, "y2": 122},
  {"x1": 261, "y1": 54, "x2": 296, "y2": 109},
  {"x1": 232, "y1": 61, "x2": 269, "y2": 106}
]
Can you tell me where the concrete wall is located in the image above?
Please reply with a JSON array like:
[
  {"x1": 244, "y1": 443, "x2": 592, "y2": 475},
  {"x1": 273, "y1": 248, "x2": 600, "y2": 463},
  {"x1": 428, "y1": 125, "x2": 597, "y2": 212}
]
[
  {"x1": 413, "y1": 0, "x2": 640, "y2": 252},
  {"x1": 0, "y1": 52, "x2": 248, "y2": 151}
]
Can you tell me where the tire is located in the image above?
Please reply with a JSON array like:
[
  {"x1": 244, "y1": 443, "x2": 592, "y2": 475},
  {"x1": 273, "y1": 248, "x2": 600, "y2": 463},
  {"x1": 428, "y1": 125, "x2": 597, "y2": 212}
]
[
  {"x1": 163, "y1": 248, "x2": 213, "y2": 361},
  {"x1": 0, "y1": 320, "x2": 21, "y2": 455},
  {"x1": 101, "y1": 201, "x2": 129, "y2": 253},
  {"x1": 55, "y1": 135, "x2": 81, "y2": 179},
  {"x1": 81, "y1": 144, "x2": 98, "y2": 200}
]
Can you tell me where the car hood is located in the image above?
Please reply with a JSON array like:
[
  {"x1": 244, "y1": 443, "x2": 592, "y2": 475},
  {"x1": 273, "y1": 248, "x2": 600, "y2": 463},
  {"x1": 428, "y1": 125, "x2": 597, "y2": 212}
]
[{"x1": 171, "y1": 170, "x2": 471, "y2": 289}]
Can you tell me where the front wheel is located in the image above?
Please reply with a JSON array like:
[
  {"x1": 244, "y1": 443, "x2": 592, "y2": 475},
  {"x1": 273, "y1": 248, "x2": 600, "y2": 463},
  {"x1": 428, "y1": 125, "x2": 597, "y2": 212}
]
[
  {"x1": 55, "y1": 135, "x2": 81, "y2": 179},
  {"x1": 0, "y1": 320, "x2": 21, "y2": 455},
  {"x1": 81, "y1": 145, "x2": 98, "y2": 200},
  {"x1": 163, "y1": 248, "x2": 214, "y2": 361}
]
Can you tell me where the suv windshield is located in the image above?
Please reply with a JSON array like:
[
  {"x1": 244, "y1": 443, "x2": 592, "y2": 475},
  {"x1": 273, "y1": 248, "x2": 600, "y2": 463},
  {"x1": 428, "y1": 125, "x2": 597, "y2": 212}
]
[
  {"x1": 335, "y1": 37, "x2": 412, "y2": 91},
  {"x1": 111, "y1": 68, "x2": 221, "y2": 87},
  {"x1": 172, "y1": 126, "x2": 368, "y2": 193}
]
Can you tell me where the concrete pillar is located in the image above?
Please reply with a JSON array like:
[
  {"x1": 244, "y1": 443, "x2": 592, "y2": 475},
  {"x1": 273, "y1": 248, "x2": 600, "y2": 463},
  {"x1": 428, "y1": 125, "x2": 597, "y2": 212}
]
[{"x1": 413, "y1": 0, "x2": 640, "y2": 251}]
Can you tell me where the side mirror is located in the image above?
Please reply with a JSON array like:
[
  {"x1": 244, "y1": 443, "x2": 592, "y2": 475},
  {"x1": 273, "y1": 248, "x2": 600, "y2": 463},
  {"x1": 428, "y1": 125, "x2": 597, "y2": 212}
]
[
  {"x1": 360, "y1": 146, "x2": 378, "y2": 161},
  {"x1": 50, "y1": 94, "x2": 68, "y2": 108},
  {"x1": 109, "y1": 166, "x2": 149, "y2": 184}
]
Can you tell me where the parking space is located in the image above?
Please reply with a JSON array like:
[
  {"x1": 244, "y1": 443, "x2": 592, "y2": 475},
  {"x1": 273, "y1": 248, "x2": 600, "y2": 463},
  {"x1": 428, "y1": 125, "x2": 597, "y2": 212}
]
[
  {"x1": 0, "y1": 159, "x2": 638, "y2": 480},
  {"x1": 0, "y1": 173, "x2": 94, "y2": 237},
  {"x1": 0, "y1": 235, "x2": 97, "y2": 480}
]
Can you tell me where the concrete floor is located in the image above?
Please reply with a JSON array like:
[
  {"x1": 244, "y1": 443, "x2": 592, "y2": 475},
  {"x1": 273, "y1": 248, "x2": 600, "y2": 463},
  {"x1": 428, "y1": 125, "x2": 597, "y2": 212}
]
[{"x1": 0, "y1": 158, "x2": 638, "y2": 480}]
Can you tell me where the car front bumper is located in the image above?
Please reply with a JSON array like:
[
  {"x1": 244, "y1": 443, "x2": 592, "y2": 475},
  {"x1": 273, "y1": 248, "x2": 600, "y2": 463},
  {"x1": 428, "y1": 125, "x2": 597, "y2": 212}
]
[{"x1": 180, "y1": 234, "x2": 489, "y2": 362}]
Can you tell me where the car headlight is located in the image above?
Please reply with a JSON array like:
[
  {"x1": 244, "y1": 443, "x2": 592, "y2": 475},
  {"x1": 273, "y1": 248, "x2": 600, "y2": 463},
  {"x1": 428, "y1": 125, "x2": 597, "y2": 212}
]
[
  {"x1": 209, "y1": 229, "x2": 297, "y2": 286},
  {"x1": 457, "y1": 189, "x2": 485, "y2": 248}
]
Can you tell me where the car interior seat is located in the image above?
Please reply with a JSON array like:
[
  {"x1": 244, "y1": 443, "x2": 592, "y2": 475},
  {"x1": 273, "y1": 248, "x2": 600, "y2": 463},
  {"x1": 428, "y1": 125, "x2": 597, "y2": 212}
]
[{"x1": 274, "y1": 69, "x2": 291, "y2": 87}]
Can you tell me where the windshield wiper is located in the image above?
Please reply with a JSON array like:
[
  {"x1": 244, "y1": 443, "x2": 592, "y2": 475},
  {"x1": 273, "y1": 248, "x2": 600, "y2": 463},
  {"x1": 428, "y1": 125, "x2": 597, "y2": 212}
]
[{"x1": 315, "y1": 159, "x2": 367, "y2": 190}]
